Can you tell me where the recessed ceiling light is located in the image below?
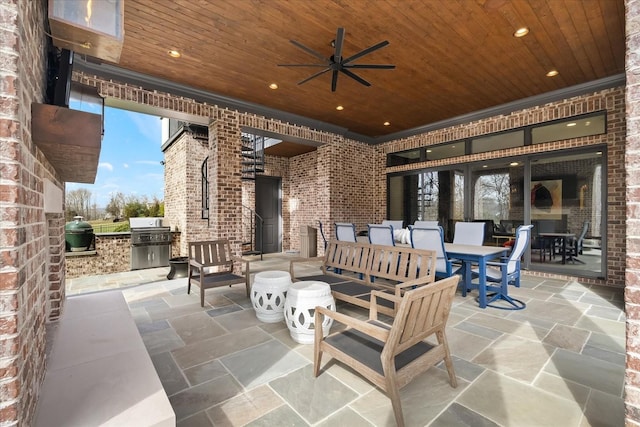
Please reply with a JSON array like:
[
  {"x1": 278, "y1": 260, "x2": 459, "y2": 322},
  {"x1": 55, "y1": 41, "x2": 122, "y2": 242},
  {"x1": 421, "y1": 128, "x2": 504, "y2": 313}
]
[
  {"x1": 566, "y1": 122, "x2": 577, "y2": 127},
  {"x1": 336, "y1": 105, "x2": 344, "y2": 111},
  {"x1": 383, "y1": 121, "x2": 390, "y2": 126},
  {"x1": 585, "y1": 121, "x2": 591, "y2": 126},
  {"x1": 482, "y1": 165, "x2": 488, "y2": 168},
  {"x1": 546, "y1": 69, "x2": 559, "y2": 77},
  {"x1": 597, "y1": 151, "x2": 603, "y2": 155},
  {"x1": 451, "y1": 145, "x2": 455, "y2": 148},
  {"x1": 513, "y1": 27, "x2": 529, "y2": 37},
  {"x1": 510, "y1": 162, "x2": 519, "y2": 166},
  {"x1": 269, "y1": 83, "x2": 278, "y2": 90},
  {"x1": 168, "y1": 50, "x2": 181, "y2": 58},
  {"x1": 426, "y1": 149, "x2": 432, "y2": 153}
]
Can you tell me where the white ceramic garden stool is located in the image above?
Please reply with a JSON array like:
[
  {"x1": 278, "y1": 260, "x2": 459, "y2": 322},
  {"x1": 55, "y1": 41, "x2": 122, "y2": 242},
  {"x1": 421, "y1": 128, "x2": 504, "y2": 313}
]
[
  {"x1": 284, "y1": 281, "x2": 335, "y2": 344},
  {"x1": 250, "y1": 270, "x2": 292, "y2": 323}
]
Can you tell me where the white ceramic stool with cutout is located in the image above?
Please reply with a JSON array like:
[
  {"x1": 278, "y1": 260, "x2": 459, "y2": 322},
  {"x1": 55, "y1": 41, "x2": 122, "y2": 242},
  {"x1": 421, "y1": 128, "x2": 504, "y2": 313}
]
[
  {"x1": 250, "y1": 270, "x2": 292, "y2": 322},
  {"x1": 284, "y1": 280, "x2": 335, "y2": 344}
]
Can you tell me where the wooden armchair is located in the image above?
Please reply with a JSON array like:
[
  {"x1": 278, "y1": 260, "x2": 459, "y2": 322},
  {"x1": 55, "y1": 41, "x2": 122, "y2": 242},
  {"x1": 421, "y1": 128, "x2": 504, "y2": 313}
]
[
  {"x1": 313, "y1": 275, "x2": 459, "y2": 427},
  {"x1": 187, "y1": 240, "x2": 250, "y2": 307}
]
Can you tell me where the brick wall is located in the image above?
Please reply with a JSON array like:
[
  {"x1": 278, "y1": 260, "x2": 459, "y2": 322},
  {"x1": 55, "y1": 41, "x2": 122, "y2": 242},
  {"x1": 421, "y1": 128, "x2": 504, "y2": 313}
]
[
  {"x1": 626, "y1": 0, "x2": 640, "y2": 423},
  {"x1": 163, "y1": 130, "x2": 209, "y2": 255},
  {"x1": 0, "y1": 0, "x2": 65, "y2": 424}
]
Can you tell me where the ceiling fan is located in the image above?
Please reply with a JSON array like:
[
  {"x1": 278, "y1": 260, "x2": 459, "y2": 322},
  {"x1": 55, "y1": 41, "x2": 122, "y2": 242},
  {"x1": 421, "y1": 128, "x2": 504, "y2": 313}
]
[{"x1": 278, "y1": 27, "x2": 395, "y2": 92}]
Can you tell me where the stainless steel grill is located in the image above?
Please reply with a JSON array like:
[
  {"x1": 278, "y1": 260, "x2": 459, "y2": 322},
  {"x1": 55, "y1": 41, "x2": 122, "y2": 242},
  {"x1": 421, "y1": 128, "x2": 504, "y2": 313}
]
[{"x1": 131, "y1": 226, "x2": 172, "y2": 270}]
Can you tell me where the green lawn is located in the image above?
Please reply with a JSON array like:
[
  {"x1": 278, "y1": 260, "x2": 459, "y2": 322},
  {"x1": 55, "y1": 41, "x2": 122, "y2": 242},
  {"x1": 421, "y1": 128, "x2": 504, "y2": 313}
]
[{"x1": 88, "y1": 220, "x2": 130, "y2": 233}]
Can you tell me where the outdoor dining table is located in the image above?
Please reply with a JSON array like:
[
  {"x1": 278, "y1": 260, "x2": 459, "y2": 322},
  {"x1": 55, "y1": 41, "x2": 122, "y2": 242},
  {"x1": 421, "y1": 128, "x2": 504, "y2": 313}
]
[
  {"x1": 444, "y1": 243, "x2": 509, "y2": 308},
  {"x1": 538, "y1": 232, "x2": 575, "y2": 264}
]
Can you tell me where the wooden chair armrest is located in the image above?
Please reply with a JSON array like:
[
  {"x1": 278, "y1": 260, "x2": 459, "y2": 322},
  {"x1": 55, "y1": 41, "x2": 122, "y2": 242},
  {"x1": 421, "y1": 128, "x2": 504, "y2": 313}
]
[
  {"x1": 230, "y1": 256, "x2": 251, "y2": 276},
  {"x1": 371, "y1": 290, "x2": 402, "y2": 305},
  {"x1": 290, "y1": 256, "x2": 325, "y2": 264},
  {"x1": 315, "y1": 306, "x2": 389, "y2": 342},
  {"x1": 394, "y1": 276, "x2": 435, "y2": 293},
  {"x1": 189, "y1": 259, "x2": 204, "y2": 269}
]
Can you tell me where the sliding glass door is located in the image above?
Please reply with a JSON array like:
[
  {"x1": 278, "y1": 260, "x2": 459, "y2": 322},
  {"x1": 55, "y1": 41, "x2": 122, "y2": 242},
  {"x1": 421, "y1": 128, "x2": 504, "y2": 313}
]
[
  {"x1": 388, "y1": 168, "x2": 464, "y2": 240},
  {"x1": 387, "y1": 147, "x2": 605, "y2": 278}
]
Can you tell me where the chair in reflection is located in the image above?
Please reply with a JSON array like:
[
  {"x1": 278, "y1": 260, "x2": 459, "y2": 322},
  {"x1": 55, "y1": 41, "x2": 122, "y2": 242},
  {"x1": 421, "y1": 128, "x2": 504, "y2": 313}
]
[
  {"x1": 452, "y1": 222, "x2": 485, "y2": 246},
  {"x1": 410, "y1": 226, "x2": 453, "y2": 279},
  {"x1": 566, "y1": 221, "x2": 590, "y2": 264},
  {"x1": 368, "y1": 224, "x2": 396, "y2": 246},
  {"x1": 334, "y1": 222, "x2": 357, "y2": 242},
  {"x1": 313, "y1": 275, "x2": 459, "y2": 427},
  {"x1": 471, "y1": 224, "x2": 532, "y2": 310}
]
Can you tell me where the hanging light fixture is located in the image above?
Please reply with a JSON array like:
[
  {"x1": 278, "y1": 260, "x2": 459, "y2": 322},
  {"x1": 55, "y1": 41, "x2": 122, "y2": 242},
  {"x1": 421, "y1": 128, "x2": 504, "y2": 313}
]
[{"x1": 48, "y1": 0, "x2": 124, "y2": 63}]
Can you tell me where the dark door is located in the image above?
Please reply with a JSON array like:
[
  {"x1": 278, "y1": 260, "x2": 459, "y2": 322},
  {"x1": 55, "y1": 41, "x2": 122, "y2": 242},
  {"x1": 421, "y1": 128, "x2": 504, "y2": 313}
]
[{"x1": 256, "y1": 176, "x2": 281, "y2": 253}]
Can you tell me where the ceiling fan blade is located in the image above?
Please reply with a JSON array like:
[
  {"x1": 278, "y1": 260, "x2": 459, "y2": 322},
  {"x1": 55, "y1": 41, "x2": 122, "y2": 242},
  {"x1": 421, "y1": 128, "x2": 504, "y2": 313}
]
[
  {"x1": 343, "y1": 64, "x2": 396, "y2": 69},
  {"x1": 342, "y1": 40, "x2": 390, "y2": 65},
  {"x1": 331, "y1": 70, "x2": 339, "y2": 92},
  {"x1": 278, "y1": 63, "x2": 329, "y2": 67},
  {"x1": 334, "y1": 27, "x2": 345, "y2": 61},
  {"x1": 290, "y1": 39, "x2": 328, "y2": 62},
  {"x1": 340, "y1": 68, "x2": 371, "y2": 87},
  {"x1": 298, "y1": 67, "x2": 331, "y2": 85}
]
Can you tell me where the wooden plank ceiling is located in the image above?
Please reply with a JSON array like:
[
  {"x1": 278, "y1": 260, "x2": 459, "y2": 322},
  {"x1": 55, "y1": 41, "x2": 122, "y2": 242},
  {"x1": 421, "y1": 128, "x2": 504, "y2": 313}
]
[{"x1": 109, "y1": 0, "x2": 624, "y2": 139}]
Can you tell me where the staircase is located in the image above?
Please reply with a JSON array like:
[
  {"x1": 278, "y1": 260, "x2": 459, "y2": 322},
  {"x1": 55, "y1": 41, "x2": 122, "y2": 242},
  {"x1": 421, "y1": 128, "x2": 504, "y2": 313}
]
[
  {"x1": 241, "y1": 133, "x2": 265, "y2": 180},
  {"x1": 242, "y1": 205, "x2": 264, "y2": 259}
]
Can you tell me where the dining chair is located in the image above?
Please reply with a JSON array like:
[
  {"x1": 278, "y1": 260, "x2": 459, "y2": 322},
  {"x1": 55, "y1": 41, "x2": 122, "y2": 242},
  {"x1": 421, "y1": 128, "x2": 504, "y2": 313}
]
[
  {"x1": 453, "y1": 221, "x2": 485, "y2": 246},
  {"x1": 334, "y1": 222, "x2": 359, "y2": 275},
  {"x1": 471, "y1": 224, "x2": 533, "y2": 310},
  {"x1": 410, "y1": 226, "x2": 453, "y2": 279},
  {"x1": 566, "y1": 221, "x2": 590, "y2": 264},
  {"x1": 382, "y1": 220, "x2": 404, "y2": 231},
  {"x1": 334, "y1": 222, "x2": 357, "y2": 242},
  {"x1": 411, "y1": 220, "x2": 439, "y2": 229},
  {"x1": 368, "y1": 223, "x2": 395, "y2": 246},
  {"x1": 317, "y1": 220, "x2": 328, "y2": 251},
  {"x1": 313, "y1": 275, "x2": 459, "y2": 427},
  {"x1": 368, "y1": 224, "x2": 396, "y2": 282}
]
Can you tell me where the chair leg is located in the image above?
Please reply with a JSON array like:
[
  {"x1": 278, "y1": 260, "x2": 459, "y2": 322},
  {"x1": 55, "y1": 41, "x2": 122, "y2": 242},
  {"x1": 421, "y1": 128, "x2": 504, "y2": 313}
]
[
  {"x1": 313, "y1": 312, "x2": 324, "y2": 377},
  {"x1": 384, "y1": 374, "x2": 405, "y2": 427},
  {"x1": 200, "y1": 287, "x2": 205, "y2": 307},
  {"x1": 436, "y1": 330, "x2": 458, "y2": 388}
]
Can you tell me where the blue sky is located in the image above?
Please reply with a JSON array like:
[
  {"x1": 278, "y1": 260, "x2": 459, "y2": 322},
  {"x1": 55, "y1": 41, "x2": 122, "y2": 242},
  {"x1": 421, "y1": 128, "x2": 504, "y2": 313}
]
[{"x1": 66, "y1": 103, "x2": 164, "y2": 208}]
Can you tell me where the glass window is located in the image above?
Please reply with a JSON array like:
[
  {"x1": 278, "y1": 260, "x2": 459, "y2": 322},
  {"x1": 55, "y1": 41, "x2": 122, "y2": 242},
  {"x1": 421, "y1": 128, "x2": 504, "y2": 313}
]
[
  {"x1": 471, "y1": 130, "x2": 524, "y2": 154},
  {"x1": 426, "y1": 141, "x2": 465, "y2": 160},
  {"x1": 471, "y1": 161, "x2": 524, "y2": 245},
  {"x1": 387, "y1": 168, "x2": 464, "y2": 241},
  {"x1": 387, "y1": 148, "x2": 422, "y2": 167},
  {"x1": 532, "y1": 113, "x2": 605, "y2": 144}
]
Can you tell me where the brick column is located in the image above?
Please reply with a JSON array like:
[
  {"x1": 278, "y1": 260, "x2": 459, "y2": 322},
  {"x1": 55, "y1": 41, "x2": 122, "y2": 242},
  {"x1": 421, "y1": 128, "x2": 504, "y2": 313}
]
[
  {"x1": 208, "y1": 114, "x2": 243, "y2": 256},
  {"x1": 626, "y1": 0, "x2": 640, "y2": 424}
]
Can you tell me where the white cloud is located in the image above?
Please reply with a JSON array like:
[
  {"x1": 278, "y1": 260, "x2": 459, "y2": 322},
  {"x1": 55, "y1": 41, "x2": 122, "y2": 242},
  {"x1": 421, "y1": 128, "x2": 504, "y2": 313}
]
[
  {"x1": 99, "y1": 162, "x2": 114, "y2": 172},
  {"x1": 123, "y1": 163, "x2": 129, "y2": 169}
]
